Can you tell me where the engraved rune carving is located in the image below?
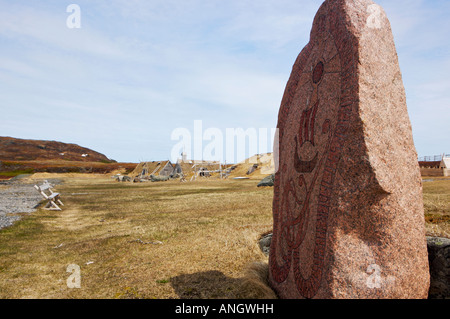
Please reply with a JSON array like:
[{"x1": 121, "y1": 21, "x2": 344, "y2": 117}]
[
  {"x1": 271, "y1": 30, "x2": 348, "y2": 298},
  {"x1": 294, "y1": 136, "x2": 318, "y2": 173},
  {"x1": 294, "y1": 61, "x2": 324, "y2": 173},
  {"x1": 298, "y1": 100, "x2": 319, "y2": 148}
]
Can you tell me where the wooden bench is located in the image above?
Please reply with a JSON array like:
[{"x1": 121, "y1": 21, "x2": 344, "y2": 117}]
[{"x1": 34, "y1": 180, "x2": 64, "y2": 211}]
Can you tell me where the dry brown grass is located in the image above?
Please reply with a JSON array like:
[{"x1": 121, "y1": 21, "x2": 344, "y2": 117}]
[
  {"x1": 1, "y1": 174, "x2": 448, "y2": 299},
  {"x1": 0, "y1": 175, "x2": 275, "y2": 299},
  {"x1": 423, "y1": 178, "x2": 450, "y2": 238}
]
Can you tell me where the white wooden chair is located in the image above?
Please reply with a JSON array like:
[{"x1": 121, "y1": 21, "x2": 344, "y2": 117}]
[{"x1": 34, "y1": 180, "x2": 64, "y2": 211}]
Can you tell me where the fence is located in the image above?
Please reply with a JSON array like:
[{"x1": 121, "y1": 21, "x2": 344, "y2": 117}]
[{"x1": 418, "y1": 154, "x2": 450, "y2": 162}]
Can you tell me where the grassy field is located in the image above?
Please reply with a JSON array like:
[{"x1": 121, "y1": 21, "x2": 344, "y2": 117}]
[
  {"x1": 0, "y1": 174, "x2": 448, "y2": 299},
  {"x1": 0, "y1": 175, "x2": 275, "y2": 299},
  {"x1": 423, "y1": 177, "x2": 450, "y2": 238}
]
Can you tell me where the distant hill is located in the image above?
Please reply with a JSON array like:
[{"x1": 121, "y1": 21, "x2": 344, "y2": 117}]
[{"x1": 0, "y1": 136, "x2": 113, "y2": 162}]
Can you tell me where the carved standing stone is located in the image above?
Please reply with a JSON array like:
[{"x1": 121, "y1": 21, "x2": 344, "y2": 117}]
[{"x1": 269, "y1": 0, "x2": 430, "y2": 299}]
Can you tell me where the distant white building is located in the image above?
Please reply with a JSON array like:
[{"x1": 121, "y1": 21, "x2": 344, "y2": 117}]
[
  {"x1": 439, "y1": 157, "x2": 450, "y2": 169},
  {"x1": 440, "y1": 156, "x2": 450, "y2": 176}
]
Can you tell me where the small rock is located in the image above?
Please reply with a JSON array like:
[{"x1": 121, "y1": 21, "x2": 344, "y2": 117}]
[
  {"x1": 259, "y1": 233, "x2": 273, "y2": 256},
  {"x1": 257, "y1": 174, "x2": 274, "y2": 187}
]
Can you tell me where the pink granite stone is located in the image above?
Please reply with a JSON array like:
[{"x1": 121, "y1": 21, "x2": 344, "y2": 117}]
[{"x1": 269, "y1": 0, "x2": 430, "y2": 299}]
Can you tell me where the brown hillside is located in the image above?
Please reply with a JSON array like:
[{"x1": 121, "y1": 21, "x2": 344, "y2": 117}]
[{"x1": 0, "y1": 136, "x2": 112, "y2": 162}]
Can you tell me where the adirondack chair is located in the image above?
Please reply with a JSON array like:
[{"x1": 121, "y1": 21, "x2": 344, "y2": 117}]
[{"x1": 34, "y1": 180, "x2": 63, "y2": 211}]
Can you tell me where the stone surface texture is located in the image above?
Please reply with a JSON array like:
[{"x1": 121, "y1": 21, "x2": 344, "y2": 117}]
[
  {"x1": 427, "y1": 237, "x2": 450, "y2": 299},
  {"x1": 269, "y1": 0, "x2": 429, "y2": 299}
]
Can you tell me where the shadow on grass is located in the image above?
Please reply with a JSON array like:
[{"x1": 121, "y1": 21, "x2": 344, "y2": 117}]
[{"x1": 170, "y1": 263, "x2": 277, "y2": 299}]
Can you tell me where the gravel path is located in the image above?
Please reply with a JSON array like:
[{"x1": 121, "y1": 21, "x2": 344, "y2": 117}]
[{"x1": 0, "y1": 178, "x2": 62, "y2": 230}]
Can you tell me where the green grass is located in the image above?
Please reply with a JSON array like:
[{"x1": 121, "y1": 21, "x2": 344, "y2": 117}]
[{"x1": 0, "y1": 169, "x2": 35, "y2": 177}]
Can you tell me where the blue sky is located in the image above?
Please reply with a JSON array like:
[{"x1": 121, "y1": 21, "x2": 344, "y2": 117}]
[{"x1": 0, "y1": 0, "x2": 449, "y2": 163}]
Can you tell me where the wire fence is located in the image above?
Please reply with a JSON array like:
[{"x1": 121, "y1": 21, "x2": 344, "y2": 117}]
[{"x1": 418, "y1": 154, "x2": 450, "y2": 162}]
